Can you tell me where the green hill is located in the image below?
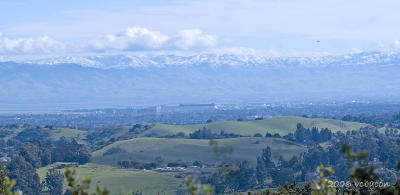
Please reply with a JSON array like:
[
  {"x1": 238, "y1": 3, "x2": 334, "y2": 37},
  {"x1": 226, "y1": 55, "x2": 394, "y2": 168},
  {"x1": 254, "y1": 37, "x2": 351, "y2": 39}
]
[
  {"x1": 141, "y1": 116, "x2": 367, "y2": 137},
  {"x1": 37, "y1": 163, "x2": 182, "y2": 195},
  {"x1": 49, "y1": 128, "x2": 88, "y2": 142},
  {"x1": 92, "y1": 137, "x2": 306, "y2": 167}
]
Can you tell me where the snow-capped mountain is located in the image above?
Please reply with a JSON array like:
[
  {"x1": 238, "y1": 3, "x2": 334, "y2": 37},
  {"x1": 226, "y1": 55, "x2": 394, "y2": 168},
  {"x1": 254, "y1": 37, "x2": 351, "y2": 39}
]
[
  {"x1": 3, "y1": 51, "x2": 400, "y2": 69},
  {"x1": 1, "y1": 51, "x2": 400, "y2": 112}
]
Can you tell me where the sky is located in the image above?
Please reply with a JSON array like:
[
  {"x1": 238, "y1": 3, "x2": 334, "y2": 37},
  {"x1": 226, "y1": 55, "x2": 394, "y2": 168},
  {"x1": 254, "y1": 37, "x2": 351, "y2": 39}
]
[{"x1": 1, "y1": 0, "x2": 400, "y2": 56}]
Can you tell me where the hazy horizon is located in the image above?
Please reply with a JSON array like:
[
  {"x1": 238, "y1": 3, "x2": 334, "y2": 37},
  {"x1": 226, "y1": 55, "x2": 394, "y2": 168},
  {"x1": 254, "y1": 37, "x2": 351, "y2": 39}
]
[{"x1": 2, "y1": 0, "x2": 400, "y2": 113}]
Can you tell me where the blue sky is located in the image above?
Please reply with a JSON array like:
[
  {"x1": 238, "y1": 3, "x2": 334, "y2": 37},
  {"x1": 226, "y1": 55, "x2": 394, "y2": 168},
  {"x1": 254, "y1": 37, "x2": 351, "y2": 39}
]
[{"x1": 1, "y1": 0, "x2": 400, "y2": 56}]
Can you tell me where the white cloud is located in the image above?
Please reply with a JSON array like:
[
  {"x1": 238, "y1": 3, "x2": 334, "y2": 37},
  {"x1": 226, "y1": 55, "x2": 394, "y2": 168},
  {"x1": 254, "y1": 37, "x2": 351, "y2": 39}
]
[
  {"x1": 82, "y1": 27, "x2": 169, "y2": 52},
  {"x1": 0, "y1": 33, "x2": 65, "y2": 54},
  {"x1": 372, "y1": 40, "x2": 400, "y2": 53},
  {"x1": 82, "y1": 27, "x2": 220, "y2": 52},
  {"x1": 172, "y1": 29, "x2": 217, "y2": 50},
  {"x1": 3, "y1": 0, "x2": 400, "y2": 55},
  {"x1": 0, "y1": 27, "x2": 225, "y2": 54}
]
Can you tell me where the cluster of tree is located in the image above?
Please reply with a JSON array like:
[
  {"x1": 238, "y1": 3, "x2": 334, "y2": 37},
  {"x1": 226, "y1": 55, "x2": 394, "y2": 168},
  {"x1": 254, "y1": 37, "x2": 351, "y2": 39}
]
[
  {"x1": 129, "y1": 124, "x2": 155, "y2": 134},
  {"x1": 283, "y1": 123, "x2": 333, "y2": 143},
  {"x1": 88, "y1": 124, "x2": 160, "y2": 150},
  {"x1": 118, "y1": 160, "x2": 157, "y2": 170},
  {"x1": 117, "y1": 156, "x2": 168, "y2": 170},
  {"x1": 207, "y1": 160, "x2": 257, "y2": 194},
  {"x1": 0, "y1": 129, "x2": 12, "y2": 138},
  {"x1": 162, "y1": 132, "x2": 187, "y2": 138},
  {"x1": 43, "y1": 168, "x2": 64, "y2": 195},
  {"x1": 167, "y1": 161, "x2": 188, "y2": 168},
  {"x1": 260, "y1": 126, "x2": 399, "y2": 186},
  {"x1": 19, "y1": 141, "x2": 52, "y2": 168},
  {"x1": 3, "y1": 155, "x2": 64, "y2": 195},
  {"x1": 206, "y1": 125, "x2": 400, "y2": 193},
  {"x1": 6, "y1": 156, "x2": 41, "y2": 194},
  {"x1": 265, "y1": 132, "x2": 281, "y2": 138},
  {"x1": 342, "y1": 112, "x2": 400, "y2": 128},
  {"x1": 14, "y1": 127, "x2": 50, "y2": 143},
  {"x1": 189, "y1": 127, "x2": 241, "y2": 139},
  {"x1": 189, "y1": 127, "x2": 216, "y2": 139},
  {"x1": 51, "y1": 138, "x2": 91, "y2": 164},
  {"x1": 86, "y1": 126, "x2": 124, "y2": 150},
  {"x1": 0, "y1": 137, "x2": 91, "y2": 194}
]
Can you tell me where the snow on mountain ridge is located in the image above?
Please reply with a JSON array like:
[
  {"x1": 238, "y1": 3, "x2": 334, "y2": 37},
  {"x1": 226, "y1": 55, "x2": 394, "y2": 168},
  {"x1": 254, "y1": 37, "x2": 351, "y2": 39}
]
[{"x1": 2, "y1": 51, "x2": 400, "y2": 68}]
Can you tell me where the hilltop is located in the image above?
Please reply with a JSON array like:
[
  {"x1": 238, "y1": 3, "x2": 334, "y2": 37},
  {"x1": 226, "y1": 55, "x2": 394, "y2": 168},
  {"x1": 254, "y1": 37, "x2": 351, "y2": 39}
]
[
  {"x1": 91, "y1": 137, "x2": 306, "y2": 167},
  {"x1": 141, "y1": 116, "x2": 367, "y2": 137}
]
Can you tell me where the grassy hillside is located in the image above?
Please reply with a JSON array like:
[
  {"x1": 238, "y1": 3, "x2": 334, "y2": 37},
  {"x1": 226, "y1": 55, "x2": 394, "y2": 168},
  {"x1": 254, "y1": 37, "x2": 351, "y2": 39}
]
[
  {"x1": 37, "y1": 163, "x2": 182, "y2": 195},
  {"x1": 92, "y1": 137, "x2": 306, "y2": 167},
  {"x1": 49, "y1": 128, "x2": 87, "y2": 142},
  {"x1": 0, "y1": 126, "x2": 87, "y2": 142},
  {"x1": 141, "y1": 116, "x2": 367, "y2": 137}
]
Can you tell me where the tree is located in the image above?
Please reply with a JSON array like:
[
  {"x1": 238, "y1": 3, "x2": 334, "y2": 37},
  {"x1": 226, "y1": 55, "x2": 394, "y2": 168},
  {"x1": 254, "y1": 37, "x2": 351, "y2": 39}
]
[
  {"x1": 311, "y1": 127, "x2": 319, "y2": 142},
  {"x1": 45, "y1": 169, "x2": 64, "y2": 195},
  {"x1": 185, "y1": 176, "x2": 212, "y2": 195},
  {"x1": 237, "y1": 160, "x2": 257, "y2": 190},
  {"x1": 155, "y1": 156, "x2": 165, "y2": 167},
  {"x1": 310, "y1": 165, "x2": 336, "y2": 195},
  {"x1": 7, "y1": 156, "x2": 41, "y2": 195},
  {"x1": 189, "y1": 127, "x2": 215, "y2": 139},
  {"x1": 256, "y1": 146, "x2": 275, "y2": 185},
  {"x1": 0, "y1": 162, "x2": 18, "y2": 195},
  {"x1": 19, "y1": 142, "x2": 41, "y2": 168},
  {"x1": 14, "y1": 127, "x2": 50, "y2": 142},
  {"x1": 19, "y1": 142, "x2": 52, "y2": 168},
  {"x1": 208, "y1": 160, "x2": 257, "y2": 193},
  {"x1": 52, "y1": 138, "x2": 91, "y2": 164}
]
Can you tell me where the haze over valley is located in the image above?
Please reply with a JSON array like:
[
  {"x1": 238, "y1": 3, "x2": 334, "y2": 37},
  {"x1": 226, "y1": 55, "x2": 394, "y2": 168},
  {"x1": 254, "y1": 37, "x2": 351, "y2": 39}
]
[{"x1": 2, "y1": 51, "x2": 400, "y2": 112}]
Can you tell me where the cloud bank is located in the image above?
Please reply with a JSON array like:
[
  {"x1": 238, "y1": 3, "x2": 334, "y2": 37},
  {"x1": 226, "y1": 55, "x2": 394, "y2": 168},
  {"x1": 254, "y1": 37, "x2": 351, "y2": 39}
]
[
  {"x1": 0, "y1": 28, "x2": 223, "y2": 55},
  {"x1": 0, "y1": 33, "x2": 65, "y2": 54}
]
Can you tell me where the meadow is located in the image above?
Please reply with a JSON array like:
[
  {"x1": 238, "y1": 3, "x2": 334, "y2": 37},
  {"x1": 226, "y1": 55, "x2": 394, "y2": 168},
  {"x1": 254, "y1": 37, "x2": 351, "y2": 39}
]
[
  {"x1": 92, "y1": 137, "x2": 307, "y2": 166},
  {"x1": 140, "y1": 116, "x2": 367, "y2": 137},
  {"x1": 37, "y1": 163, "x2": 183, "y2": 195}
]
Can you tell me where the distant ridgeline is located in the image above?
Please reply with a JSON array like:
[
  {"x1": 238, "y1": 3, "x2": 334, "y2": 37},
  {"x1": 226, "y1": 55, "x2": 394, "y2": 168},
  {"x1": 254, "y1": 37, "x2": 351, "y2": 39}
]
[
  {"x1": 2, "y1": 52, "x2": 400, "y2": 113},
  {"x1": 1, "y1": 102, "x2": 400, "y2": 129}
]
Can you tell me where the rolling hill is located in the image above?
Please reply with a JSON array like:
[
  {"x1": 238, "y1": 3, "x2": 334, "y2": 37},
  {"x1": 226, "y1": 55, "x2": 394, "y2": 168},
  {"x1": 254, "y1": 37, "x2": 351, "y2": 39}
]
[
  {"x1": 37, "y1": 163, "x2": 182, "y2": 195},
  {"x1": 92, "y1": 137, "x2": 307, "y2": 167},
  {"x1": 140, "y1": 116, "x2": 367, "y2": 137}
]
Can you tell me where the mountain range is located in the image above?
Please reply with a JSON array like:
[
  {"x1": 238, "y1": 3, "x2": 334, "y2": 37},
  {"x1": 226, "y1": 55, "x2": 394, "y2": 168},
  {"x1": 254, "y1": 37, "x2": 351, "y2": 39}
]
[{"x1": 1, "y1": 51, "x2": 400, "y2": 112}]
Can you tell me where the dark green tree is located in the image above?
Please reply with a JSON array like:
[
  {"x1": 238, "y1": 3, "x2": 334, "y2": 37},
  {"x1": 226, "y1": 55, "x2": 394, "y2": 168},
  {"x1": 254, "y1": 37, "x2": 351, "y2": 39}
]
[
  {"x1": 45, "y1": 168, "x2": 64, "y2": 195},
  {"x1": 256, "y1": 146, "x2": 275, "y2": 185},
  {"x1": 19, "y1": 142, "x2": 52, "y2": 168},
  {"x1": 0, "y1": 162, "x2": 18, "y2": 195},
  {"x1": 52, "y1": 138, "x2": 91, "y2": 164},
  {"x1": 7, "y1": 156, "x2": 41, "y2": 195}
]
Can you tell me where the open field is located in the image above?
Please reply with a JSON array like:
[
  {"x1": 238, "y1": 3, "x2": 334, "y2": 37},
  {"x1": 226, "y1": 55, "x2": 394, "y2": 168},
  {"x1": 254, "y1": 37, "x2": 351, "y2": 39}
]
[
  {"x1": 37, "y1": 163, "x2": 183, "y2": 195},
  {"x1": 140, "y1": 116, "x2": 367, "y2": 137},
  {"x1": 92, "y1": 137, "x2": 307, "y2": 167},
  {"x1": 49, "y1": 128, "x2": 88, "y2": 142},
  {"x1": 5, "y1": 116, "x2": 365, "y2": 143}
]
